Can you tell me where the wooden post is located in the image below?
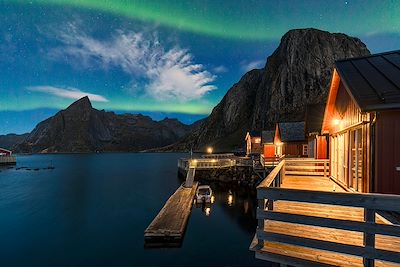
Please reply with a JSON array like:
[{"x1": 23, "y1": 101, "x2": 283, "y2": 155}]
[
  {"x1": 257, "y1": 198, "x2": 266, "y2": 248},
  {"x1": 324, "y1": 161, "x2": 327, "y2": 178},
  {"x1": 363, "y1": 208, "x2": 375, "y2": 267}
]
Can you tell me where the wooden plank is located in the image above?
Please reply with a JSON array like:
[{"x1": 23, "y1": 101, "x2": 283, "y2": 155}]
[
  {"x1": 260, "y1": 241, "x2": 363, "y2": 267},
  {"x1": 144, "y1": 182, "x2": 198, "y2": 246},
  {"x1": 286, "y1": 165, "x2": 328, "y2": 170},
  {"x1": 257, "y1": 230, "x2": 400, "y2": 263},
  {"x1": 257, "y1": 160, "x2": 285, "y2": 188},
  {"x1": 285, "y1": 171, "x2": 326, "y2": 176},
  {"x1": 256, "y1": 250, "x2": 338, "y2": 267},
  {"x1": 258, "y1": 210, "x2": 400, "y2": 238},
  {"x1": 258, "y1": 187, "x2": 400, "y2": 212}
]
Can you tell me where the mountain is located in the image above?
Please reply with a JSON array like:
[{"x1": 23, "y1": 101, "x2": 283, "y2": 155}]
[
  {"x1": 14, "y1": 96, "x2": 192, "y2": 153},
  {"x1": 0, "y1": 133, "x2": 29, "y2": 150},
  {"x1": 170, "y1": 28, "x2": 370, "y2": 152}
]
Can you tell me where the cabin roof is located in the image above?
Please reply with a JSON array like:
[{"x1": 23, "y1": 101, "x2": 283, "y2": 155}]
[
  {"x1": 0, "y1": 148, "x2": 12, "y2": 153},
  {"x1": 305, "y1": 104, "x2": 325, "y2": 135},
  {"x1": 335, "y1": 50, "x2": 400, "y2": 111},
  {"x1": 248, "y1": 130, "x2": 261, "y2": 137},
  {"x1": 278, "y1": 122, "x2": 306, "y2": 142},
  {"x1": 261, "y1": 130, "x2": 275, "y2": 143}
]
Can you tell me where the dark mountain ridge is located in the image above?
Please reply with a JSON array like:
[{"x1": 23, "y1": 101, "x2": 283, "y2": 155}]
[
  {"x1": 13, "y1": 96, "x2": 193, "y2": 153},
  {"x1": 169, "y1": 28, "x2": 370, "y2": 152}
]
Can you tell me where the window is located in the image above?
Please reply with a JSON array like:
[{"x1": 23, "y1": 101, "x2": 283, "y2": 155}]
[{"x1": 302, "y1": 144, "x2": 308, "y2": 156}]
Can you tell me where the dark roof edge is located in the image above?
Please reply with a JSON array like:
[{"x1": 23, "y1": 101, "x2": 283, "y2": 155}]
[
  {"x1": 335, "y1": 50, "x2": 400, "y2": 63},
  {"x1": 364, "y1": 103, "x2": 400, "y2": 112}
]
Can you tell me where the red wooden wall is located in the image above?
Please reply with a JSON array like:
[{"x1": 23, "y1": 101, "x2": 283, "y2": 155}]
[
  {"x1": 375, "y1": 110, "x2": 400, "y2": 194},
  {"x1": 263, "y1": 144, "x2": 275, "y2": 158}
]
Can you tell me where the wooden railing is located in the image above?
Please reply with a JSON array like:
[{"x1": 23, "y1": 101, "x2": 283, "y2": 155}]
[
  {"x1": 188, "y1": 158, "x2": 236, "y2": 169},
  {"x1": 0, "y1": 155, "x2": 16, "y2": 164},
  {"x1": 285, "y1": 158, "x2": 329, "y2": 178},
  {"x1": 253, "y1": 159, "x2": 400, "y2": 266},
  {"x1": 260, "y1": 155, "x2": 285, "y2": 168}
]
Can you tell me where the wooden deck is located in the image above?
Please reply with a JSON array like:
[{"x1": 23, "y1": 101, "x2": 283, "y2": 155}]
[
  {"x1": 251, "y1": 159, "x2": 400, "y2": 267},
  {"x1": 0, "y1": 155, "x2": 16, "y2": 165},
  {"x1": 144, "y1": 182, "x2": 198, "y2": 247}
]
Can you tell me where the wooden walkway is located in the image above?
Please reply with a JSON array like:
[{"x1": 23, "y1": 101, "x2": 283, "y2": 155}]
[
  {"x1": 0, "y1": 155, "x2": 16, "y2": 165},
  {"x1": 144, "y1": 182, "x2": 198, "y2": 247},
  {"x1": 251, "y1": 159, "x2": 400, "y2": 267}
]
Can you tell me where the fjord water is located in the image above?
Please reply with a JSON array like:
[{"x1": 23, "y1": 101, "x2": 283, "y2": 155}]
[{"x1": 0, "y1": 153, "x2": 269, "y2": 267}]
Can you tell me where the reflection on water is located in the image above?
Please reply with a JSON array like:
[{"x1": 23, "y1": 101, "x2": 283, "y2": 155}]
[{"x1": 0, "y1": 154, "x2": 271, "y2": 267}]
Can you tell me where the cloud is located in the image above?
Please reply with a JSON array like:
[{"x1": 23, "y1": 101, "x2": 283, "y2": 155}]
[
  {"x1": 213, "y1": 65, "x2": 228, "y2": 73},
  {"x1": 240, "y1": 59, "x2": 265, "y2": 72},
  {"x1": 27, "y1": 86, "x2": 109, "y2": 102},
  {"x1": 48, "y1": 26, "x2": 216, "y2": 102}
]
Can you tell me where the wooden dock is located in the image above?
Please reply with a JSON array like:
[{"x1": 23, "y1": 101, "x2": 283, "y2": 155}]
[
  {"x1": 144, "y1": 182, "x2": 198, "y2": 247},
  {"x1": 0, "y1": 155, "x2": 16, "y2": 165}
]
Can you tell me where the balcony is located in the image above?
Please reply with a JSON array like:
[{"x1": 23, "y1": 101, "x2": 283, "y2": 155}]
[{"x1": 250, "y1": 159, "x2": 400, "y2": 267}]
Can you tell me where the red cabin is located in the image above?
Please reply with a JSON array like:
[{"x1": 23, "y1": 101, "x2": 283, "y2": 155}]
[
  {"x1": 322, "y1": 50, "x2": 400, "y2": 194},
  {"x1": 0, "y1": 148, "x2": 12, "y2": 156}
]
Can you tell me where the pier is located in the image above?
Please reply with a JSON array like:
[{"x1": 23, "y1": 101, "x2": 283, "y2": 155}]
[
  {"x1": 144, "y1": 181, "x2": 199, "y2": 247},
  {"x1": 0, "y1": 155, "x2": 16, "y2": 165}
]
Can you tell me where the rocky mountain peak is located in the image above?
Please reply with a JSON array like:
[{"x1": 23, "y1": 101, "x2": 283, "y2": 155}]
[
  {"x1": 65, "y1": 96, "x2": 93, "y2": 112},
  {"x1": 170, "y1": 28, "x2": 370, "y2": 152}
]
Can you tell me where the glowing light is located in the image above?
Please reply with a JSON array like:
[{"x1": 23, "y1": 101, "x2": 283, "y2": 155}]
[
  {"x1": 276, "y1": 142, "x2": 283, "y2": 146},
  {"x1": 227, "y1": 191, "x2": 233, "y2": 206},
  {"x1": 207, "y1": 147, "x2": 213, "y2": 154},
  {"x1": 211, "y1": 195, "x2": 215, "y2": 204},
  {"x1": 205, "y1": 207, "x2": 211, "y2": 216},
  {"x1": 332, "y1": 119, "x2": 341, "y2": 126}
]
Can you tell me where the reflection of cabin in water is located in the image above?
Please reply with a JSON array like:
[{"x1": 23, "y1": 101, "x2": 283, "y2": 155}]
[
  {"x1": 245, "y1": 130, "x2": 262, "y2": 156},
  {"x1": 322, "y1": 51, "x2": 400, "y2": 194},
  {"x1": 276, "y1": 122, "x2": 308, "y2": 157}
]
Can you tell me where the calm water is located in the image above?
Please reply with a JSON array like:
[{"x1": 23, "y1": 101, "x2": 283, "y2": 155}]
[{"x1": 0, "y1": 153, "x2": 271, "y2": 267}]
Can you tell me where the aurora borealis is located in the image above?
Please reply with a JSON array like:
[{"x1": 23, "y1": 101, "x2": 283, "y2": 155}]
[{"x1": 1, "y1": 1, "x2": 400, "y2": 134}]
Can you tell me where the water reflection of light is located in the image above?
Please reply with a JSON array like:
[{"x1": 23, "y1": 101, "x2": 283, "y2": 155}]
[
  {"x1": 211, "y1": 195, "x2": 215, "y2": 203},
  {"x1": 205, "y1": 207, "x2": 211, "y2": 216},
  {"x1": 228, "y1": 191, "x2": 234, "y2": 206}
]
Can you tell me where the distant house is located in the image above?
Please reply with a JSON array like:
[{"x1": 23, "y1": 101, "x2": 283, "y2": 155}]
[
  {"x1": 0, "y1": 148, "x2": 12, "y2": 156},
  {"x1": 245, "y1": 130, "x2": 262, "y2": 156},
  {"x1": 322, "y1": 50, "x2": 400, "y2": 194},
  {"x1": 305, "y1": 104, "x2": 328, "y2": 159},
  {"x1": 276, "y1": 122, "x2": 308, "y2": 157}
]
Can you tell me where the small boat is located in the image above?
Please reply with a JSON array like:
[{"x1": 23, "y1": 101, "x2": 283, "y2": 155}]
[{"x1": 195, "y1": 185, "x2": 213, "y2": 204}]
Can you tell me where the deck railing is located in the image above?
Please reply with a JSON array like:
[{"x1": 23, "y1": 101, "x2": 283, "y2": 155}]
[
  {"x1": 260, "y1": 155, "x2": 285, "y2": 168},
  {"x1": 188, "y1": 158, "x2": 236, "y2": 169},
  {"x1": 253, "y1": 159, "x2": 400, "y2": 266},
  {"x1": 285, "y1": 158, "x2": 329, "y2": 178},
  {"x1": 0, "y1": 155, "x2": 16, "y2": 164}
]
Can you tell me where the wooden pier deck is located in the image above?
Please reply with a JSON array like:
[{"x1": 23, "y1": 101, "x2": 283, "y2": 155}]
[
  {"x1": 251, "y1": 159, "x2": 400, "y2": 267},
  {"x1": 144, "y1": 182, "x2": 198, "y2": 247},
  {"x1": 0, "y1": 155, "x2": 16, "y2": 165}
]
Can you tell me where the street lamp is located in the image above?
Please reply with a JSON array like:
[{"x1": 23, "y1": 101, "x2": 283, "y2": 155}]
[{"x1": 207, "y1": 147, "x2": 213, "y2": 154}]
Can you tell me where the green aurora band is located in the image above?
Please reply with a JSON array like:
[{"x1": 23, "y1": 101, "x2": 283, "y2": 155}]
[{"x1": 10, "y1": 0, "x2": 400, "y2": 40}]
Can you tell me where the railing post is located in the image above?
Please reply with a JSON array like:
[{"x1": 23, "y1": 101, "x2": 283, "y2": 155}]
[
  {"x1": 257, "y1": 197, "x2": 266, "y2": 248},
  {"x1": 324, "y1": 161, "x2": 327, "y2": 178},
  {"x1": 363, "y1": 208, "x2": 375, "y2": 267}
]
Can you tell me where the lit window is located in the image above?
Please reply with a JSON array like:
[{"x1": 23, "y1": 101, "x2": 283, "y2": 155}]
[{"x1": 302, "y1": 144, "x2": 308, "y2": 156}]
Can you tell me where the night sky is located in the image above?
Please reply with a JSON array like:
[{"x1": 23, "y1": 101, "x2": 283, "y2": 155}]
[{"x1": 1, "y1": 1, "x2": 400, "y2": 134}]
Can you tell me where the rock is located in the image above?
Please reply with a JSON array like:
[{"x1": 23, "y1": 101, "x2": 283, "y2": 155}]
[
  {"x1": 170, "y1": 28, "x2": 370, "y2": 152},
  {"x1": 13, "y1": 96, "x2": 193, "y2": 153},
  {"x1": 0, "y1": 133, "x2": 29, "y2": 150}
]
